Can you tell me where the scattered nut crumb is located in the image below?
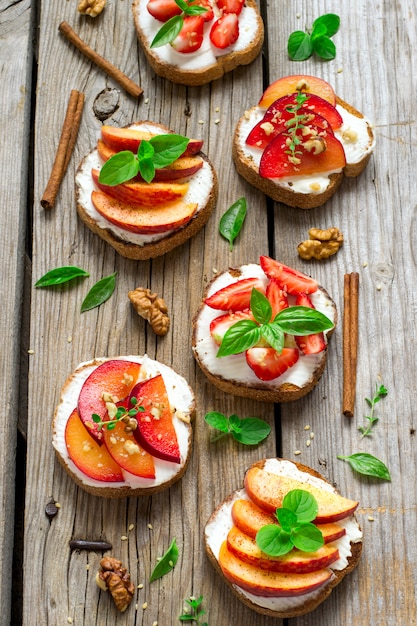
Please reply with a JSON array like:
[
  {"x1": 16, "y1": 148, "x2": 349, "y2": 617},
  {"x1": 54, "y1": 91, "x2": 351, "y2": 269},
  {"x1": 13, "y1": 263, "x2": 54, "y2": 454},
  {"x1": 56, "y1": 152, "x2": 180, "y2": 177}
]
[
  {"x1": 148, "y1": 524, "x2": 153, "y2": 530},
  {"x1": 306, "y1": 440, "x2": 311, "y2": 447},
  {"x1": 152, "y1": 621, "x2": 158, "y2": 626},
  {"x1": 55, "y1": 502, "x2": 61, "y2": 508},
  {"x1": 294, "y1": 450, "x2": 302, "y2": 455},
  {"x1": 128, "y1": 524, "x2": 134, "y2": 531},
  {"x1": 78, "y1": 0, "x2": 106, "y2": 17},
  {"x1": 212, "y1": 267, "x2": 218, "y2": 273},
  {"x1": 377, "y1": 284, "x2": 382, "y2": 291},
  {"x1": 215, "y1": 106, "x2": 220, "y2": 112},
  {"x1": 28, "y1": 349, "x2": 35, "y2": 354},
  {"x1": 128, "y1": 287, "x2": 170, "y2": 336},
  {"x1": 198, "y1": 120, "x2": 205, "y2": 124},
  {"x1": 144, "y1": 98, "x2": 149, "y2": 104},
  {"x1": 304, "y1": 425, "x2": 311, "y2": 431},
  {"x1": 97, "y1": 556, "x2": 135, "y2": 613},
  {"x1": 368, "y1": 516, "x2": 375, "y2": 522},
  {"x1": 298, "y1": 227, "x2": 344, "y2": 260},
  {"x1": 363, "y1": 261, "x2": 368, "y2": 268},
  {"x1": 121, "y1": 535, "x2": 128, "y2": 541},
  {"x1": 337, "y1": 67, "x2": 343, "y2": 73},
  {"x1": 86, "y1": 564, "x2": 90, "y2": 571},
  {"x1": 67, "y1": 618, "x2": 73, "y2": 624},
  {"x1": 244, "y1": 110, "x2": 250, "y2": 120},
  {"x1": 138, "y1": 583, "x2": 144, "y2": 589},
  {"x1": 310, "y1": 432, "x2": 315, "y2": 439},
  {"x1": 67, "y1": 336, "x2": 72, "y2": 343},
  {"x1": 214, "y1": 118, "x2": 220, "y2": 124},
  {"x1": 142, "y1": 602, "x2": 148, "y2": 610}
]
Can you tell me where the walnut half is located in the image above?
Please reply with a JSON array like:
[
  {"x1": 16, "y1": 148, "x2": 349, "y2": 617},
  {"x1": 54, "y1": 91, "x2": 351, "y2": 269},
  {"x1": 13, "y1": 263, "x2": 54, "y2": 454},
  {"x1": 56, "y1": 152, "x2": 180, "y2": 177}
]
[
  {"x1": 298, "y1": 227, "x2": 344, "y2": 260},
  {"x1": 78, "y1": 0, "x2": 106, "y2": 17},
  {"x1": 128, "y1": 287, "x2": 170, "y2": 336},
  {"x1": 96, "y1": 556, "x2": 135, "y2": 613}
]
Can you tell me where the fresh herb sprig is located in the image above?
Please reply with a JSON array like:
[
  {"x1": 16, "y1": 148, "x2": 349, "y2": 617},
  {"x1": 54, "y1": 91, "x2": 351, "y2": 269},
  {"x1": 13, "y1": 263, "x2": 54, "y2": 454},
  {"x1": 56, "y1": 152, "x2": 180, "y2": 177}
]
[
  {"x1": 179, "y1": 595, "x2": 208, "y2": 625},
  {"x1": 80, "y1": 272, "x2": 117, "y2": 313},
  {"x1": 35, "y1": 266, "x2": 89, "y2": 287},
  {"x1": 359, "y1": 383, "x2": 388, "y2": 438},
  {"x1": 219, "y1": 197, "x2": 247, "y2": 251},
  {"x1": 92, "y1": 396, "x2": 145, "y2": 432},
  {"x1": 337, "y1": 452, "x2": 391, "y2": 481},
  {"x1": 283, "y1": 92, "x2": 310, "y2": 162},
  {"x1": 217, "y1": 288, "x2": 333, "y2": 358},
  {"x1": 204, "y1": 412, "x2": 271, "y2": 445},
  {"x1": 151, "y1": 0, "x2": 208, "y2": 49},
  {"x1": 99, "y1": 134, "x2": 190, "y2": 185},
  {"x1": 288, "y1": 14, "x2": 340, "y2": 61},
  {"x1": 150, "y1": 538, "x2": 179, "y2": 582},
  {"x1": 256, "y1": 490, "x2": 324, "y2": 556}
]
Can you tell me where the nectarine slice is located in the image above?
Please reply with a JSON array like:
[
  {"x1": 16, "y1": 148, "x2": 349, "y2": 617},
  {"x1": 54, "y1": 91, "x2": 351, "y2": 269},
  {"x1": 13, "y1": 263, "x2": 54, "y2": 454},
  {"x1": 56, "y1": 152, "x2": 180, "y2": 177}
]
[
  {"x1": 218, "y1": 541, "x2": 332, "y2": 597},
  {"x1": 226, "y1": 526, "x2": 339, "y2": 573},
  {"x1": 244, "y1": 467, "x2": 359, "y2": 523},
  {"x1": 258, "y1": 75, "x2": 336, "y2": 108},
  {"x1": 131, "y1": 375, "x2": 181, "y2": 463},
  {"x1": 91, "y1": 191, "x2": 198, "y2": 234},
  {"x1": 102, "y1": 420, "x2": 155, "y2": 479},
  {"x1": 65, "y1": 409, "x2": 124, "y2": 482},
  {"x1": 77, "y1": 360, "x2": 141, "y2": 442},
  {"x1": 101, "y1": 126, "x2": 203, "y2": 157}
]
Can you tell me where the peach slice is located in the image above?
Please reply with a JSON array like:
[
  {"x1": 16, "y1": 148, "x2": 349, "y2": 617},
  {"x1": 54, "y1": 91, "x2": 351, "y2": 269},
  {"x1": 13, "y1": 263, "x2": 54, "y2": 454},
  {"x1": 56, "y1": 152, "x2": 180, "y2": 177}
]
[
  {"x1": 244, "y1": 467, "x2": 359, "y2": 523},
  {"x1": 218, "y1": 541, "x2": 332, "y2": 597},
  {"x1": 91, "y1": 191, "x2": 198, "y2": 234},
  {"x1": 65, "y1": 408, "x2": 124, "y2": 482},
  {"x1": 92, "y1": 169, "x2": 189, "y2": 207},
  {"x1": 130, "y1": 375, "x2": 181, "y2": 463},
  {"x1": 258, "y1": 75, "x2": 336, "y2": 109},
  {"x1": 97, "y1": 140, "x2": 204, "y2": 182},
  {"x1": 77, "y1": 360, "x2": 141, "y2": 443},
  {"x1": 102, "y1": 420, "x2": 155, "y2": 479},
  {"x1": 101, "y1": 126, "x2": 203, "y2": 156},
  {"x1": 226, "y1": 526, "x2": 340, "y2": 574},
  {"x1": 231, "y1": 499, "x2": 346, "y2": 544}
]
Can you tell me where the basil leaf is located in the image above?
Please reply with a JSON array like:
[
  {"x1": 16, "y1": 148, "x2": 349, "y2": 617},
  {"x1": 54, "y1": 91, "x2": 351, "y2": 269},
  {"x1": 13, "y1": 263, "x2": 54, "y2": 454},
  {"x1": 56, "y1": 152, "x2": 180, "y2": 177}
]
[
  {"x1": 338, "y1": 453, "x2": 391, "y2": 481},
  {"x1": 287, "y1": 31, "x2": 313, "y2": 61},
  {"x1": 138, "y1": 139, "x2": 154, "y2": 160},
  {"x1": 139, "y1": 157, "x2": 155, "y2": 183},
  {"x1": 184, "y1": 4, "x2": 209, "y2": 16},
  {"x1": 228, "y1": 415, "x2": 271, "y2": 445},
  {"x1": 98, "y1": 151, "x2": 139, "y2": 186},
  {"x1": 276, "y1": 508, "x2": 297, "y2": 532},
  {"x1": 150, "y1": 134, "x2": 190, "y2": 168},
  {"x1": 216, "y1": 320, "x2": 260, "y2": 357},
  {"x1": 251, "y1": 288, "x2": 272, "y2": 325},
  {"x1": 275, "y1": 306, "x2": 333, "y2": 335},
  {"x1": 282, "y1": 490, "x2": 318, "y2": 523},
  {"x1": 292, "y1": 523, "x2": 324, "y2": 552},
  {"x1": 150, "y1": 538, "x2": 179, "y2": 582},
  {"x1": 256, "y1": 525, "x2": 293, "y2": 556},
  {"x1": 260, "y1": 323, "x2": 285, "y2": 353},
  {"x1": 312, "y1": 35, "x2": 336, "y2": 60},
  {"x1": 174, "y1": 0, "x2": 189, "y2": 11},
  {"x1": 219, "y1": 197, "x2": 247, "y2": 251},
  {"x1": 151, "y1": 14, "x2": 183, "y2": 48},
  {"x1": 35, "y1": 266, "x2": 89, "y2": 287},
  {"x1": 204, "y1": 411, "x2": 229, "y2": 433},
  {"x1": 80, "y1": 272, "x2": 117, "y2": 313},
  {"x1": 313, "y1": 13, "x2": 340, "y2": 37}
]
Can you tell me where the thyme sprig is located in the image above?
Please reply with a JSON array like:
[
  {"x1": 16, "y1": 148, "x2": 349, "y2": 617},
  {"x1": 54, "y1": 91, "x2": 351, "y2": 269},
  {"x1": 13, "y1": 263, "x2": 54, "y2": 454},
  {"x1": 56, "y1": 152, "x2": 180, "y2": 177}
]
[
  {"x1": 358, "y1": 383, "x2": 388, "y2": 438},
  {"x1": 92, "y1": 396, "x2": 145, "y2": 431},
  {"x1": 283, "y1": 92, "x2": 310, "y2": 161},
  {"x1": 179, "y1": 595, "x2": 208, "y2": 625}
]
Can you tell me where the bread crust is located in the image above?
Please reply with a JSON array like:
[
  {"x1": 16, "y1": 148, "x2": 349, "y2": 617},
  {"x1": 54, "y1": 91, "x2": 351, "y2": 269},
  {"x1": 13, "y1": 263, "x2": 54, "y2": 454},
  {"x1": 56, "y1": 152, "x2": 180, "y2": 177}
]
[
  {"x1": 52, "y1": 357, "x2": 194, "y2": 497},
  {"x1": 192, "y1": 265, "x2": 337, "y2": 402},
  {"x1": 232, "y1": 96, "x2": 374, "y2": 209},
  {"x1": 75, "y1": 121, "x2": 218, "y2": 260},
  {"x1": 132, "y1": 0, "x2": 264, "y2": 86},
  {"x1": 204, "y1": 458, "x2": 362, "y2": 618}
]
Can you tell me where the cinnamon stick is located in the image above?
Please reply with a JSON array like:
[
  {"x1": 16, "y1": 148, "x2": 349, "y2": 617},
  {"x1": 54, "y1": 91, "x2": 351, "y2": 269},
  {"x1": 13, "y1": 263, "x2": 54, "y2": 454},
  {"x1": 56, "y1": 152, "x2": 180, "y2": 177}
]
[
  {"x1": 41, "y1": 89, "x2": 85, "y2": 210},
  {"x1": 59, "y1": 21, "x2": 143, "y2": 99},
  {"x1": 343, "y1": 272, "x2": 359, "y2": 417}
]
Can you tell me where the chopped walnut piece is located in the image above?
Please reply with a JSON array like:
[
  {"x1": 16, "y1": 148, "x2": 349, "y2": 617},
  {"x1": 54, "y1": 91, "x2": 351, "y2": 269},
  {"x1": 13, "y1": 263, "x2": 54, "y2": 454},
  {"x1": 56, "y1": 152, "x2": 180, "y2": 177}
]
[
  {"x1": 78, "y1": 0, "x2": 106, "y2": 17},
  {"x1": 97, "y1": 556, "x2": 135, "y2": 613},
  {"x1": 128, "y1": 287, "x2": 170, "y2": 336},
  {"x1": 298, "y1": 227, "x2": 344, "y2": 260}
]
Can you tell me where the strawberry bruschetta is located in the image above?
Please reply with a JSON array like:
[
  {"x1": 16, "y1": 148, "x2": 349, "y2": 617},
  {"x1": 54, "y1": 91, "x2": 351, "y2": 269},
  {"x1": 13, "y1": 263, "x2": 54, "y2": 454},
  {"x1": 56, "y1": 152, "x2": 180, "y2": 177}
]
[{"x1": 233, "y1": 75, "x2": 375, "y2": 208}]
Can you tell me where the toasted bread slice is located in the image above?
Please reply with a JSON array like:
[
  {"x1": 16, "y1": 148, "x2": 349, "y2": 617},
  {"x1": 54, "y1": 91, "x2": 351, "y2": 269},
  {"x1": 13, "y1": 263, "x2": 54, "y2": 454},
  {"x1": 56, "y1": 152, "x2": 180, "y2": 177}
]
[{"x1": 132, "y1": 0, "x2": 264, "y2": 86}]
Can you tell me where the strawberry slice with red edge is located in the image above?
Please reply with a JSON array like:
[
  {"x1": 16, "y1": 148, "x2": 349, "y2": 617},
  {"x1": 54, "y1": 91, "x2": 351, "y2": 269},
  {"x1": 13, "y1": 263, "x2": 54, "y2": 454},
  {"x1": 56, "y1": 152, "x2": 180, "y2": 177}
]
[
  {"x1": 260, "y1": 257, "x2": 318, "y2": 295},
  {"x1": 217, "y1": 0, "x2": 245, "y2": 15},
  {"x1": 210, "y1": 309, "x2": 254, "y2": 345},
  {"x1": 266, "y1": 279, "x2": 289, "y2": 319},
  {"x1": 171, "y1": 15, "x2": 205, "y2": 53},
  {"x1": 246, "y1": 347, "x2": 299, "y2": 381},
  {"x1": 147, "y1": 0, "x2": 182, "y2": 22},
  {"x1": 192, "y1": 0, "x2": 214, "y2": 21},
  {"x1": 294, "y1": 293, "x2": 327, "y2": 355},
  {"x1": 205, "y1": 277, "x2": 265, "y2": 311},
  {"x1": 210, "y1": 13, "x2": 239, "y2": 49}
]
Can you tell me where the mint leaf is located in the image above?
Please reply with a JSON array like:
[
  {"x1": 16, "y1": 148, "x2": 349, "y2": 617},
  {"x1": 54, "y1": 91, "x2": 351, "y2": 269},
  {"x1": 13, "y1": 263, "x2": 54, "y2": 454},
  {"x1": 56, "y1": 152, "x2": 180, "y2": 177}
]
[
  {"x1": 250, "y1": 288, "x2": 272, "y2": 325},
  {"x1": 219, "y1": 197, "x2": 247, "y2": 251},
  {"x1": 99, "y1": 151, "x2": 139, "y2": 186},
  {"x1": 150, "y1": 538, "x2": 179, "y2": 582},
  {"x1": 80, "y1": 272, "x2": 117, "y2": 313},
  {"x1": 228, "y1": 415, "x2": 271, "y2": 445},
  {"x1": 287, "y1": 30, "x2": 313, "y2": 61},
  {"x1": 216, "y1": 319, "x2": 261, "y2": 357},
  {"x1": 35, "y1": 266, "x2": 89, "y2": 287},
  {"x1": 337, "y1": 452, "x2": 391, "y2": 480},
  {"x1": 276, "y1": 508, "x2": 297, "y2": 532},
  {"x1": 151, "y1": 14, "x2": 183, "y2": 48},
  {"x1": 313, "y1": 13, "x2": 340, "y2": 37},
  {"x1": 204, "y1": 411, "x2": 229, "y2": 433},
  {"x1": 310, "y1": 22, "x2": 327, "y2": 41},
  {"x1": 312, "y1": 36, "x2": 336, "y2": 60},
  {"x1": 288, "y1": 13, "x2": 340, "y2": 61},
  {"x1": 292, "y1": 523, "x2": 324, "y2": 552},
  {"x1": 138, "y1": 139, "x2": 154, "y2": 160},
  {"x1": 139, "y1": 157, "x2": 155, "y2": 183},
  {"x1": 256, "y1": 525, "x2": 293, "y2": 556},
  {"x1": 283, "y1": 489, "x2": 318, "y2": 523}
]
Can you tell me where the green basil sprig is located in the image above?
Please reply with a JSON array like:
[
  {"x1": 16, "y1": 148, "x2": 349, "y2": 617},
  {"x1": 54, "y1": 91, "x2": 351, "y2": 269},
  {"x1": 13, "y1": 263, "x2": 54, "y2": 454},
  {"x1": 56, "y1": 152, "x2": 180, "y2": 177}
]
[
  {"x1": 219, "y1": 197, "x2": 247, "y2": 251},
  {"x1": 35, "y1": 266, "x2": 89, "y2": 287},
  {"x1": 217, "y1": 288, "x2": 333, "y2": 358},
  {"x1": 179, "y1": 595, "x2": 208, "y2": 625},
  {"x1": 80, "y1": 272, "x2": 117, "y2": 313},
  {"x1": 288, "y1": 13, "x2": 340, "y2": 61},
  {"x1": 99, "y1": 134, "x2": 190, "y2": 185},
  {"x1": 151, "y1": 0, "x2": 208, "y2": 49},
  {"x1": 150, "y1": 538, "x2": 179, "y2": 582},
  {"x1": 256, "y1": 490, "x2": 324, "y2": 556},
  {"x1": 337, "y1": 452, "x2": 391, "y2": 481},
  {"x1": 204, "y1": 412, "x2": 271, "y2": 445}
]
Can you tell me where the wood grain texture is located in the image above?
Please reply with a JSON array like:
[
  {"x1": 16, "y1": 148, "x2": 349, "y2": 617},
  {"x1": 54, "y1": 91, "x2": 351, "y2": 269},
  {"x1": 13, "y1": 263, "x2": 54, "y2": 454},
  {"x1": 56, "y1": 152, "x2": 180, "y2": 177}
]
[{"x1": 19, "y1": 0, "x2": 417, "y2": 624}]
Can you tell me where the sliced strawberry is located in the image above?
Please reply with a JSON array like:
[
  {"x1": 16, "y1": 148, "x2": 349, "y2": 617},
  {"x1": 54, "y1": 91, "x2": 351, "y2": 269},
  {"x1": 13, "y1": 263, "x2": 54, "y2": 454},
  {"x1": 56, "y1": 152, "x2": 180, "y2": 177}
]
[
  {"x1": 246, "y1": 347, "x2": 299, "y2": 381},
  {"x1": 171, "y1": 15, "x2": 205, "y2": 53},
  {"x1": 191, "y1": 0, "x2": 214, "y2": 21},
  {"x1": 259, "y1": 125, "x2": 346, "y2": 179},
  {"x1": 294, "y1": 293, "x2": 326, "y2": 355},
  {"x1": 205, "y1": 277, "x2": 264, "y2": 311},
  {"x1": 210, "y1": 13, "x2": 239, "y2": 49},
  {"x1": 260, "y1": 257, "x2": 318, "y2": 295},
  {"x1": 265, "y1": 279, "x2": 289, "y2": 319},
  {"x1": 216, "y1": 0, "x2": 245, "y2": 15},
  {"x1": 210, "y1": 310, "x2": 254, "y2": 345},
  {"x1": 147, "y1": 0, "x2": 182, "y2": 22}
]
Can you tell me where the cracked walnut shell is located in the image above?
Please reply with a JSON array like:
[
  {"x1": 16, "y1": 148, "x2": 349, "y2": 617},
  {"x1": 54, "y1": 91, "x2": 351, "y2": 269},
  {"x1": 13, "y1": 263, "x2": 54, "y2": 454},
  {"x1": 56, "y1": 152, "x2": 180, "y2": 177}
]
[
  {"x1": 78, "y1": 0, "x2": 106, "y2": 17},
  {"x1": 96, "y1": 556, "x2": 135, "y2": 612},
  {"x1": 298, "y1": 227, "x2": 344, "y2": 260},
  {"x1": 128, "y1": 287, "x2": 170, "y2": 336}
]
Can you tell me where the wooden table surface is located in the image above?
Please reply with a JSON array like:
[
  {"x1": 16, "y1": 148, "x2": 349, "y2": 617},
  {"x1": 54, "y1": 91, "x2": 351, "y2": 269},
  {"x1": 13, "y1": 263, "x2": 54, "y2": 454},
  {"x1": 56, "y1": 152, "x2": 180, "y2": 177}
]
[{"x1": 2, "y1": 0, "x2": 417, "y2": 624}]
